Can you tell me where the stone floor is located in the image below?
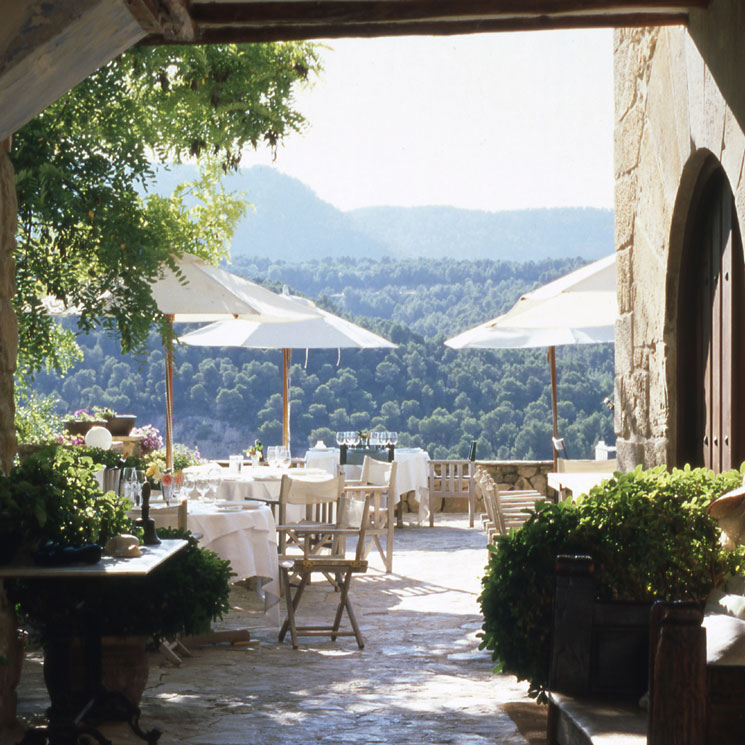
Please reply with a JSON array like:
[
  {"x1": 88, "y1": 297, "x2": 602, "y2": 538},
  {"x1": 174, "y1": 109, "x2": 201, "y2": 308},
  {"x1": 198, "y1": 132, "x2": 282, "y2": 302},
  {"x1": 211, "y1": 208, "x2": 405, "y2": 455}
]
[{"x1": 11, "y1": 515, "x2": 545, "y2": 745}]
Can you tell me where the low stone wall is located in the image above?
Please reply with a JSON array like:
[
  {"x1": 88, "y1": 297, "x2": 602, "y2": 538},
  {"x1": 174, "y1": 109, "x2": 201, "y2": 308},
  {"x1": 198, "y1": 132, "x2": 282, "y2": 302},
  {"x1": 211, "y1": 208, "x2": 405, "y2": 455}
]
[{"x1": 402, "y1": 459, "x2": 553, "y2": 517}]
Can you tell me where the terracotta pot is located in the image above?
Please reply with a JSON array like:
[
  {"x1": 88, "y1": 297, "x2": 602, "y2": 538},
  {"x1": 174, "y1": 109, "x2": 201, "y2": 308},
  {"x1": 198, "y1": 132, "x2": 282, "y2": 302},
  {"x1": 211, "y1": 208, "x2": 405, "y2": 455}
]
[
  {"x1": 105, "y1": 415, "x2": 137, "y2": 437},
  {"x1": 64, "y1": 420, "x2": 106, "y2": 436},
  {"x1": 44, "y1": 635, "x2": 149, "y2": 719}
]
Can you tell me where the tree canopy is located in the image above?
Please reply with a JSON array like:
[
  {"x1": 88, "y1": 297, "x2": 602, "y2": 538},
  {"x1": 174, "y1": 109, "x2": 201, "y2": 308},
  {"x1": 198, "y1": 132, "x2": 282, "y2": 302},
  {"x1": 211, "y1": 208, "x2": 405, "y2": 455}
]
[
  {"x1": 11, "y1": 42, "x2": 321, "y2": 381},
  {"x1": 28, "y1": 256, "x2": 615, "y2": 461}
]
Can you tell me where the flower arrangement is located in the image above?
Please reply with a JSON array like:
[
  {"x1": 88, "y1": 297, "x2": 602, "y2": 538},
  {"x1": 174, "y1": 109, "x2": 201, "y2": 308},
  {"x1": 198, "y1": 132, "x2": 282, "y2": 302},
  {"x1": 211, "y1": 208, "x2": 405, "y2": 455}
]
[
  {"x1": 68, "y1": 408, "x2": 98, "y2": 422},
  {"x1": 92, "y1": 407, "x2": 116, "y2": 421},
  {"x1": 244, "y1": 439, "x2": 263, "y2": 458},
  {"x1": 131, "y1": 424, "x2": 163, "y2": 455}
]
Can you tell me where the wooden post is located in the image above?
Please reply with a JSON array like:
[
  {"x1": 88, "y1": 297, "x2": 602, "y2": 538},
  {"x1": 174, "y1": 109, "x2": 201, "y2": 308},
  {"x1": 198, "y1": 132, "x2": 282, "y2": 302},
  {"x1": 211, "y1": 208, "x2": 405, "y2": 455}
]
[
  {"x1": 550, "y1": 554, "x2": 595, "y2": 696},
  {"x1": 549, "y1": 346, "x2": 559, "y2": 471},
  {"x1": 164, "y1": 315, "x2": 175, "y2": 470},
  {"x1": 282, "y1": 348, "x2": 291, "y2": 449},
  {"x1": 648, "y1": 601, "x2": 706, "y2": 745}
]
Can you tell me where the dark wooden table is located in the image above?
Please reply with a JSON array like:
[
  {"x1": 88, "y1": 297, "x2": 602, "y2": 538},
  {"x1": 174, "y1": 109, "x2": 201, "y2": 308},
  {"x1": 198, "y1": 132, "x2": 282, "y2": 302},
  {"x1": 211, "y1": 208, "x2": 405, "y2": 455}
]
[{"x1": 0, "y1": 540, "x2": 187, "y2": 745}]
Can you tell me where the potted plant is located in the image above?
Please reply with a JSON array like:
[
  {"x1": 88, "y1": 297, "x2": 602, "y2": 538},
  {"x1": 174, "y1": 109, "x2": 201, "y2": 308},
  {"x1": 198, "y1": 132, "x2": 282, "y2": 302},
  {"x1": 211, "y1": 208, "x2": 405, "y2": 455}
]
[
  {"x1": 94, "y1": 408, "x2": 137, "y2": 437},
  {"x1": 1, "y1": 445, "x2": 233, "y2": 715},
  {"x1": 63, "y1": 409, "x2": 106, "y2": 437},
  {"x1": 478, "y1": 465, "x2": 745, "y2": 701}
]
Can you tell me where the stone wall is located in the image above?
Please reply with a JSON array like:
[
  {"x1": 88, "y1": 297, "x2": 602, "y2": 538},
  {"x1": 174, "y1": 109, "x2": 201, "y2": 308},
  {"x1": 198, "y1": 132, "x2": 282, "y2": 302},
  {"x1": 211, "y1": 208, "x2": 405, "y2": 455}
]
[{"x1": 613, "y1": 0, "x2": 745, "y2": 470}]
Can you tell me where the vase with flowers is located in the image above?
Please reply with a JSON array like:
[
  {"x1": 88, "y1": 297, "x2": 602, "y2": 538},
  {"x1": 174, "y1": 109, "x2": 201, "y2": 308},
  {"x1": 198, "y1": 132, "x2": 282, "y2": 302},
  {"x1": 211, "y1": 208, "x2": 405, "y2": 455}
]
[{"x1": 245, "y1": 440, "x2": 263, "y2": 467}]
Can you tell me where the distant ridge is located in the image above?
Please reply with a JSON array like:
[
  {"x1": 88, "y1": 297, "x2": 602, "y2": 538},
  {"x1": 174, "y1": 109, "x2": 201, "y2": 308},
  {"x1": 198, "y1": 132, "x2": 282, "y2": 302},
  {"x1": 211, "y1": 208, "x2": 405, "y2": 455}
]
[{"x1": 152, "y1": 164, "x2": 613, "y2": 263}]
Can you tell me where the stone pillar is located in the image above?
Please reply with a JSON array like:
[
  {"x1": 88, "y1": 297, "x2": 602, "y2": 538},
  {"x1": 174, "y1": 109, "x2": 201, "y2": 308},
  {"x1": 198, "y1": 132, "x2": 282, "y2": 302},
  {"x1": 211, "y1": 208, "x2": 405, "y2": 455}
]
[{"x1": 0, "y1": 137, "x2": 18, "y2": 733}]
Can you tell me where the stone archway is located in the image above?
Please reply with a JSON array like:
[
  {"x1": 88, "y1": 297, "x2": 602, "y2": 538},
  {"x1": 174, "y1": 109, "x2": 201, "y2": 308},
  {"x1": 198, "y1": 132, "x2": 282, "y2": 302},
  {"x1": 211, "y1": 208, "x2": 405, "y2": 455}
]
[{"x1": 674, "y1": 157, "x2": 745, "y2": 471}]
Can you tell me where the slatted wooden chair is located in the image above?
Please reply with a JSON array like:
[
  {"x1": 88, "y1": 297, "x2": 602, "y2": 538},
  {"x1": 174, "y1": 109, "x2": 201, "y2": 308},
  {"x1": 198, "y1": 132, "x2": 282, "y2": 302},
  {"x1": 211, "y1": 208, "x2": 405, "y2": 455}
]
[
  {"x1": 477, "y1": 470, "x2": 547, "y2": 537},
  {"x1": 344, "y1": 456, "x2": 398, "y2": 573},
  {"x1": 427, "y1": 459, "x2": 475, "y2": 527},
  {"x1": 277, "y1": 474, "x2": 371, "y2": 649}
]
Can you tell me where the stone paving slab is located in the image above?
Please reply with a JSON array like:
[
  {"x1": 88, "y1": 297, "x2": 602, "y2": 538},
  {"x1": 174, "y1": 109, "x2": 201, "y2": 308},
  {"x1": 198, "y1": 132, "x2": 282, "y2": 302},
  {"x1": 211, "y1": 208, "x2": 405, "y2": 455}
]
[{"x1": 13, "y1": 515, "x2": 539, "y2": 745}]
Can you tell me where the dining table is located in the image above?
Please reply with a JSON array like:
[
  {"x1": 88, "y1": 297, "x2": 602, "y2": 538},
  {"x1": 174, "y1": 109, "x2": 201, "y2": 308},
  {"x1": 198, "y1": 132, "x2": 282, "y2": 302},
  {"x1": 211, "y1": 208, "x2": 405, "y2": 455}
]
[
  {"x1": 304, "y1": 446, "x2": 431, "y2": 522},
  {"x1": 131, "y1": 496, "x2": 281, "y2": 626},
  {"x1": 547, "y1": 470, "x2": 615, "y2": 502}
]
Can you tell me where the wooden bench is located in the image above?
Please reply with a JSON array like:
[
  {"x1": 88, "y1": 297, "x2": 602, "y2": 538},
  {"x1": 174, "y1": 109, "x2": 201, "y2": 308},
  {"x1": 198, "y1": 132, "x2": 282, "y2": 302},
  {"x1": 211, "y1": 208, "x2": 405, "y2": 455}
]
[{"x1": 548, "y1": 556, "x2": 745, "y2": 745}]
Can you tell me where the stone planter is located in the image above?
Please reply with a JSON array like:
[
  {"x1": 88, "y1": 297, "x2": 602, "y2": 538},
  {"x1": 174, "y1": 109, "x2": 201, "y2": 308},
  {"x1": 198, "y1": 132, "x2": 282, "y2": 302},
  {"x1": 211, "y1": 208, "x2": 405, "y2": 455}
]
[
  {"x1": 43, "y1": 635, "x2": 149, "y2": 719},
  {"x1": 64, "y1": 420, "x2": 106, "y2": 437},
  {"x1": 104, "y1": 415, "x2": 137, "y2": 437}
]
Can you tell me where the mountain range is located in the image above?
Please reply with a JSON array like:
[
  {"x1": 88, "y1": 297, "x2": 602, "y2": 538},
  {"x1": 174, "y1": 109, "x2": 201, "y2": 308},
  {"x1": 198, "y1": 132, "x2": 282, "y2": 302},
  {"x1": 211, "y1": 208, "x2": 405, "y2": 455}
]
[{"x1": 151, "y1": 164, "x2": 614, "y2": 263}]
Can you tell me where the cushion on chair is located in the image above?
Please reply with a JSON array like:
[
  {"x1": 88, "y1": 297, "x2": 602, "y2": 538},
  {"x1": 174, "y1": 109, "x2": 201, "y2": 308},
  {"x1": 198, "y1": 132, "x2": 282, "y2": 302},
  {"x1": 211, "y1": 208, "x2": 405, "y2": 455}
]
[{"x1": 702, "y1": 613, "x2": 745, "y2": 665}]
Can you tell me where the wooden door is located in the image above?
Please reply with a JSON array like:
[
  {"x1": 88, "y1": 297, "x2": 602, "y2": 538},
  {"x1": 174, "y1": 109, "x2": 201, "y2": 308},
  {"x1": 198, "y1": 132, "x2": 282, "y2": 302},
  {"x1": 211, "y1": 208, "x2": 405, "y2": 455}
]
[{"x1": 677, "y1": 168, "x2": 745, "y2": 472}]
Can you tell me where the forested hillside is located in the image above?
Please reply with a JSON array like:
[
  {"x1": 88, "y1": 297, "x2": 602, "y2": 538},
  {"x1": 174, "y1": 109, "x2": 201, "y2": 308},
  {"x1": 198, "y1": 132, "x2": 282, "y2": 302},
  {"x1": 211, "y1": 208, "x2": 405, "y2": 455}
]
[{"x1": 30, "y1": 257, "x2": 615, "y2": 461}]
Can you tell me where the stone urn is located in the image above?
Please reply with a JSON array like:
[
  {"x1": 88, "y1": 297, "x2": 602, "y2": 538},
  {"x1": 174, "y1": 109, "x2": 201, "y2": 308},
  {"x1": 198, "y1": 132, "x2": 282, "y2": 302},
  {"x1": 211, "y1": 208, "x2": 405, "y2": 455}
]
[
  {"x1": 43, "y1": 635, "x2": 149, "y2": 719},
  {"x1": 104, "y1": 415, "x2": 137, "y2": 437},
  {"x1": 64, "y1": 420, "x2": 106, "y2": 437}
]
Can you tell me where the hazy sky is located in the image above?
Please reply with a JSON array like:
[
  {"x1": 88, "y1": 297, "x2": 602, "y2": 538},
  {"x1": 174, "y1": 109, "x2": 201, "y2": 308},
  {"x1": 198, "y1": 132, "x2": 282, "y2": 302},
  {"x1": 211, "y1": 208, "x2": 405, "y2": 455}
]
[{"x1": 246, "y1": 29, "x2": 615, "y2": 213}]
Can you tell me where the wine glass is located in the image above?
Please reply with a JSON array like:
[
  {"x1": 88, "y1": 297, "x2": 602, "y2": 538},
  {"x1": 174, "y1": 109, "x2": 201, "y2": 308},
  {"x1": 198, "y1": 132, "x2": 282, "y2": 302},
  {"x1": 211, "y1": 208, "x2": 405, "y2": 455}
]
[
  {"x1": 183, "y1": 473, "x2": 196, "y2": 501},
  {"x1": 279, "y1": 447, "x2": 291, "y2": 469},
  {"x1": 390, "y1": 432, "x2": 398, "y2": 446},
  {"x1": 335, "y1": 431, "x2": 344, "y2": 447},
  {"x1": 122, "y1": 467, "x2": 137, "y2": 505},
  {"x1": 135, "y1": 470, "x2": 147, "y2": 504},
  {"x1": 205, "y1": 465, "x2": 222, "y2": 503}
]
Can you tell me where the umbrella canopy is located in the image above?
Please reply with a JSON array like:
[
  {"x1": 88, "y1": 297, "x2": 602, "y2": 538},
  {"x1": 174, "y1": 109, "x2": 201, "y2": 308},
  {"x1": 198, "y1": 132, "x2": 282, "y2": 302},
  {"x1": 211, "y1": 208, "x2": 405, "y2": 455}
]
[
  {"x1": 149, "y1": 255, "x2": 314, "y2": 468},
  {"x1": 445, "y1": 254, "x2": 617, "y2": 465},
  {"x1": 445, "y1": 254, "x2": 616, "y2": 350},
  {"x1": 179, "y1": 289, "x2": 397, "y2": 450}
]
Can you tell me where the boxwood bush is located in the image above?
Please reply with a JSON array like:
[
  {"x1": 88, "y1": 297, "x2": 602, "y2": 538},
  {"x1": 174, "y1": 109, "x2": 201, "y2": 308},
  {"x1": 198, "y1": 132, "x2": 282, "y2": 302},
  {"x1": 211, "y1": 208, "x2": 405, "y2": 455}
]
[{"x1": 478, "y1": 465, "x2": 745, "y2": 700}]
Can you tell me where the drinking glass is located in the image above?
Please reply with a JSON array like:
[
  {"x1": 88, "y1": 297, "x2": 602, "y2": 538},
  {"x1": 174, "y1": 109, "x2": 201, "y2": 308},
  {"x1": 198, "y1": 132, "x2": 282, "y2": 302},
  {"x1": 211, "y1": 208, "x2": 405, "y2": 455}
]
[
  {"x1": 135, "y1": 470, "x2": 147, "y2": 504},
  {"x1": 195, "y1": 477, "x2": 210, "y2": 502},
  {"x1": 265, "y1": 446, "x2": 279, "y2": 468},
  {"x1": 335, "y1": 431, "x2": 344, "y2": 446},
  {"x1": 279, "y1": 447, "x2": 291, "y2": 469},
  {"x1": 122, "y1": 467, "x2": 137, "y2": 505},
  {"x1": 205, "y1": 465, "x2": 222, "y2": 503},
  {"x1": 390, "y1": 432, "x2": 398, "y2": 446},
  {"x1": 370, "y1": 431, "x2": 380, "y2": 448},
  {"x1": 183, "y1": 473, "x2": 196, "y2": 501}
]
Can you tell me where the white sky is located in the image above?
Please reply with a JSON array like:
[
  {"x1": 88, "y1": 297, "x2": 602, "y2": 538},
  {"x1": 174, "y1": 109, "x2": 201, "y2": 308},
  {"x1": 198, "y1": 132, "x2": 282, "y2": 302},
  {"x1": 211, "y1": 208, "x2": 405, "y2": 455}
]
[{"x1": 245, "y1": 29, "x2": 615, "y2": 213}]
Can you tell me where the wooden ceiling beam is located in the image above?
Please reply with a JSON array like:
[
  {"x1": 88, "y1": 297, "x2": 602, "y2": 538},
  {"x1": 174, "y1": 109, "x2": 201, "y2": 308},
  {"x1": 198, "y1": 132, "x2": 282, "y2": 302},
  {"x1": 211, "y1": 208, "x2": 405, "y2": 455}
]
[
  {"x1": 189, "y1": 0, "x2": 709, "y2": 27},
  {"x1": 141, "y1": 11, "x2": 692, "y2": 45}
]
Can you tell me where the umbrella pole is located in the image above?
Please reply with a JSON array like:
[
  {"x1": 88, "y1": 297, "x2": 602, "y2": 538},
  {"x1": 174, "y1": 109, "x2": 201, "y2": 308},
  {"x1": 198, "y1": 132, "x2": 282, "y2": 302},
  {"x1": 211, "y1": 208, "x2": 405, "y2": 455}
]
[
  {"x1": 165, "y1": 315, "x2": 175, "y2": 471},
  {"x1": 283, "y1": 348, "x2": 291, "y2": 450},
  {"x1": 549, "y1": 346, "x2": 558, "y2": 470}
]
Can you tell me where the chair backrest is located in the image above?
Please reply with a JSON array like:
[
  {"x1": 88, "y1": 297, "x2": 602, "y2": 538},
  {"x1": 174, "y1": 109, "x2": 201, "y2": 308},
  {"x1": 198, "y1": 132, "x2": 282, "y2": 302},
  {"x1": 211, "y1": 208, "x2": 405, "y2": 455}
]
[
  {"x1": 279, "y1": 473, "x2": 344, "y2": 505},
  {"x1": 428, "y1": 460, "x2": 471, "y2": 499},
  {"x1": 557, "y1": 458, "x2": 618, "y2": 473},
  {"x1": 138, "y1": 499, "x2": 188, "y2": 531},
  {"x1": 277, "y1": 473, "x2": 345, "y2": 555},
  {"x1": 359, "y1": 456, "x2": 396, "y2": 488},
  {"x1": 337, "y1": 489, "x2": 371, "y2": 563}
]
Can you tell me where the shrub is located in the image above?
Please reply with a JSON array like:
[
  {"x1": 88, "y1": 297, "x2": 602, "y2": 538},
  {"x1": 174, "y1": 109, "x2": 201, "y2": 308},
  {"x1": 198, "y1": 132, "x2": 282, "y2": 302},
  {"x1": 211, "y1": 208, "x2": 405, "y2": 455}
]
[{"x1": 478, "y1": 465, "x2": 745, "y2": 700}]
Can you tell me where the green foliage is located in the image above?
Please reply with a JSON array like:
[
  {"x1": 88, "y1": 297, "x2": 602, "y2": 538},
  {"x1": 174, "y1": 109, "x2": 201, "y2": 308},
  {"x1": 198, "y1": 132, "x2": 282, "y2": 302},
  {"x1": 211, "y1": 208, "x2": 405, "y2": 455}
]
[
  {"x1": 478, "y1": 465, "x2": 745, "y2": 700},
  {"x1": 12, "y1": 42, "x2": 321, "y2": 381},
  {"x1": 12, "y1": 529, "x2": 234, "y2": 645},
  {"x1": 0, "y1": 445, "x2": 134, "y2": 560},
  {"x1": 30, "y1": 257, "x2": 615, "y2": 460},
  {"x1": 14, "y1": 390, "x2": 63, "y2": 445}
]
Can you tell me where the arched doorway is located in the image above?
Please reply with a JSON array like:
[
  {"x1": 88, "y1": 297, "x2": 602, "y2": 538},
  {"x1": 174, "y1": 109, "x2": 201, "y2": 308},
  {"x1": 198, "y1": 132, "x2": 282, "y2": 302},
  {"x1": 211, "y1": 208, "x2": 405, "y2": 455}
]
[{"x1": 676, "y1": 164, "x2": 745, "y2": 472}]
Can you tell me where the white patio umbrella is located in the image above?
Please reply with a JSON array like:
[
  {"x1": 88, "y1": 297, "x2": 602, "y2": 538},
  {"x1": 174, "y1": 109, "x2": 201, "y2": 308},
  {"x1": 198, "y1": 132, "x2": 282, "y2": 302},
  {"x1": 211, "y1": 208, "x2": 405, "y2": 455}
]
[
  {"x1": 148, "y1": 255, "x2": 314, "y2": 468},
  {"x1": 179, "y1": 289, "x2": 397, "y2": 450},
  {"x1": 445, "y1": 254, "x2": 617, "y2": 466}
]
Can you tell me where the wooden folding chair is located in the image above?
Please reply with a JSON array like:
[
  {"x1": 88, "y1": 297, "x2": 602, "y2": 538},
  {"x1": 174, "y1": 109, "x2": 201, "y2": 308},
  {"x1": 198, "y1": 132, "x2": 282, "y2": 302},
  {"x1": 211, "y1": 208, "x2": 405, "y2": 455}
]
[
  {"x1": 344, "y1": 456, "x2": 397, "y2": 573},
  {"x1": 277, "y1": 475, "x2": 370, "y2": 649},
  {"x1": 427, "y1": 460, "x2": 474, "y2": 527}
]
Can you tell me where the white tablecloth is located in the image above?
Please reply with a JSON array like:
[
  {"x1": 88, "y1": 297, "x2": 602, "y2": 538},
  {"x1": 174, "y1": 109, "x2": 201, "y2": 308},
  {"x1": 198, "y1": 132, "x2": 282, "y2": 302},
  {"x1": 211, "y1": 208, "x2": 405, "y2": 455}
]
[
  {"x1": 305, "y1": 447, "x2": 431, "y2": 522},
  {"x1": 187, "y1": 501, "x2": 280, "y2": 626},
  {"x1": 129, "y1": 499, "x2": 280, "y2": 626},
  {"x1": 547, "y1": 471, "x2": 614, "y2": 501}
]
